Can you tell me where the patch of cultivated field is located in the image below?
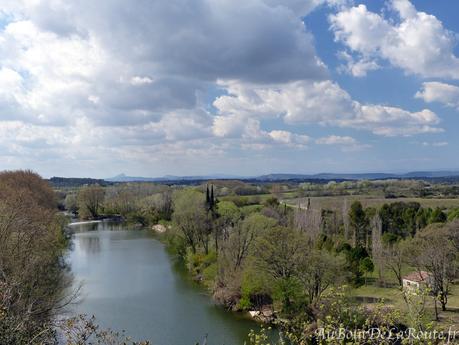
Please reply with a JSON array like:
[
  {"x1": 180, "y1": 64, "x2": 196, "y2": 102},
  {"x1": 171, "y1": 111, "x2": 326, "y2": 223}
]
[{"x1": 286, "y1": 195, "x2": 459, "y2": 210}]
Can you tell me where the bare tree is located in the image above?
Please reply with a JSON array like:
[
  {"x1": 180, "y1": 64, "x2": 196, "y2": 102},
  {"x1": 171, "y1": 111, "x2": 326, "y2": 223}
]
[
  {"x1": 371, "y1": 215, "x2": 385, "y2": 285},
  {"x1": 382, "y1": 240, "x2": 406, "y2": 287},
  {"x1": 342, "y1": 198, "x2": 351, "y2": 241},
  {"x1": 406, "y1": 226, "x2": 458, "y2": 318},
  {"x1": 0, "y1": 170, "x2": 75, "y2": 343}
]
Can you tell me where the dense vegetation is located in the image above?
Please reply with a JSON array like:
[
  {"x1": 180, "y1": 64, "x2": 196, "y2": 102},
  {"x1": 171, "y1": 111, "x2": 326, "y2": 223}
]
[
  {"x1": 61, "y1": 177, "x2": 459, "y2": 344},
  {"x1": 0, "y1": 171, "x2": 71, "y2": 343},
  {"x1": 3, "y1": 172, "x2": 459, "y2": 344},
  {"x1": 0, "y1": 171, "x2": 151, "y2": 344}
]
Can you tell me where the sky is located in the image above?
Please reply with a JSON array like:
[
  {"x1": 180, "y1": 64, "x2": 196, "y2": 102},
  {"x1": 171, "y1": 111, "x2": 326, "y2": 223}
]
[{"x1": 0, "y1": 0, "x2": 459, "y2": 178}]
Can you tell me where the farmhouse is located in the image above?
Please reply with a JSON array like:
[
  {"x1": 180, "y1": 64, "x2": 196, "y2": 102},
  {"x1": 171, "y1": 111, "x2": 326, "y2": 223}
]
[{"x1": 402, "y1": 271, "x2": 433, "y2": 291}]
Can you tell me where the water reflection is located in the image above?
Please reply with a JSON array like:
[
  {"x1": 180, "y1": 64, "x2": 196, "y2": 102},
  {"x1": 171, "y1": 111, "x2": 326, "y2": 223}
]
[
  {"x1": 76, "y1": 234, "x2": 101, "y2": 254},
  {"x1": 68, "y1": 222, "x2": 268, "y2": 345}
]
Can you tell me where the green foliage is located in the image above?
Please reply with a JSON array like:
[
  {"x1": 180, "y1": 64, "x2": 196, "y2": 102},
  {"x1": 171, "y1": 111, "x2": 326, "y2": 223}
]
[
  {"x1": 379, "y1": 202, "x2": 423, "y2": 238},
  {"x1": 447, "y1": 207, "x2": 459, "y2": 221},
  {"x1": 359, "y1": 257, "x2": 374, "y2": 274},
  {"x1": 247, "y1": 327, "x2": 272, "y2": 345},
  {"x1": 263, "y1": 197, "x2": 280, "y2": 208},
  {"x1": 202, "y1": 263, "x2": 218, "y2": 288},
  {"x1": 238, "y1": 264, "x2": 273, "y2": 311},
  {"x1": 429, "y1": 207, "x2": 447, "y2": 223},
  {"x1": 217, "y1": 200, "x2": 241, "y2": 226},
  {"x1": 381, "y1": 232, "x2": 400, "y2": 245},
  {"x1": 341, "y1": 245, "x2": 370, "y2": 287},
  {"x1": 349, "y1": 201, "x2": 369, "y2": 247},
  {"x1": 172, "y1": 189, "x2": 209, "y2": 253},
  {"x1": 164, "y1": 229, "x2": 188, "y2": 258},
  {"x1": 272, "y1": 277, "x2": 304, "y2": 314},
  {"x1": 252, "y1": 227, "x2": 309, "y2": 313},
  {"x1": 186, "y1": 251, "x2": 218, "y2": 279},
  {"x1": 77, "y1": 184, "x2": 105, "y2": 219}
]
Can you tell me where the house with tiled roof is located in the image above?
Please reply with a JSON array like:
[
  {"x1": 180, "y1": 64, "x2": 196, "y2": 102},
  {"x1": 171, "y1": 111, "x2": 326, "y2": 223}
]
[{"x1": 402, "y1": 271, "x2": 433, "y2": 291}]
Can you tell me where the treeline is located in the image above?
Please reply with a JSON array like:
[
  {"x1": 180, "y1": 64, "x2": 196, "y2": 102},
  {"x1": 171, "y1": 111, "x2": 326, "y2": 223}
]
[
  {"x1": 297, "y1": 179, "x2": 459, "y2": 198},
  {"x1": 162, "y1": 187, "x2": 458, "y2": 342},
  {"x1": 49, "y1": 176, "x2": 113, "y2": 188},
  {"x1": 65, "y1": 183, "x2": 173, "y2": 223},
  {"x1": 59, "y1": 180, "x2": 459, "y2": 343}
]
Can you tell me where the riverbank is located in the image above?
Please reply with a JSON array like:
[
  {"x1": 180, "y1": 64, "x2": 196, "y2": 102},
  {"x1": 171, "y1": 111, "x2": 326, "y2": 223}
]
[
  {"x1": 151, "y1": 226, "x2": 277, "y2": 325},
  {"x1": 68, "y1": 221, "x2": 271, "y2": 344}
]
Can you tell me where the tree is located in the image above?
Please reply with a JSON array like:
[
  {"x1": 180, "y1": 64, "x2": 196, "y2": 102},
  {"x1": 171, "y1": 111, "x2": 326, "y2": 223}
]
[
  {"x1": 405, "y1": 226, "x2": 458, "y2": 318},
  {"x1": 443, "y1": 219, "x2": 459, "y2": 251},
  {"x1": 77, "y1": 184, "x2": 105, "y2": 219},
  {"x1": 172, "y1": 189, "x2": 209, "y2": 253},
  {"x1": 371, "y1": 214, "x2": 385, "y2": 285},
  {"x1": 253, "y1": 227, "x2": 308, "y2": 312},
  {"x1": 224, "y1": 213, "x2": 275, "y2": 270},
  {"x1": 64, "y1": 193, "x2": 78, "y2": 213},
  {"x1": 379, "y1": 202, "x2": 422, "y2": 238},
  {"x1": 297, "y1": 249, "x2": 345, "y2": 305},
  {"x1": 349, "y1": 201, "x2": 369, "y2": 247},
  {"x1": 339, "y1": 245, "x2": 369, "y2": 287},
  {"x1": 359, "y1": 257, "x2": 374, "y2": 285},
  {"x1": 0, "y1": 170, "x2": 73, "y2": 343},
  {"x1": 382, "y1": 239, "x2": 406, "y2": 287}
]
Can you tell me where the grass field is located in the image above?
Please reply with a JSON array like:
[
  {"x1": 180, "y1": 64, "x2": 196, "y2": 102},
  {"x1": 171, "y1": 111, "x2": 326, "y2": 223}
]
[{"x1": 351, "y1": 269, "x2": 459, "y2": 330}]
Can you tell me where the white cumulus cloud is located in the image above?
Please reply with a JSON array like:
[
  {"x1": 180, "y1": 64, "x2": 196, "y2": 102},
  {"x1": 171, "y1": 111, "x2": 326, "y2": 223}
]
[
  {"x1": 330, "y1": 0, "x2": 459, "y2": 79},
  {"x1": 213, "y1": 80, "x2": 442, "y2": 137},
  {"x1": 415, "y1": 82, "x2": 459, "y2": 109}
]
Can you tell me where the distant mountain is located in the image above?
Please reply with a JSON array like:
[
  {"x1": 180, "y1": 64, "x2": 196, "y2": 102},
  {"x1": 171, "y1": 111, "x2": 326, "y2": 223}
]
[
  {"x1": 106, "y1": 173, "x2": 158, "y2": 182},
  {"x1": 106, "y1": 173, "x2": 243, "y2": 182},
  {"x1": 254, "y1": 173, "x2": 394, "y2": 181},
  {"x1": 255, "y1": 171, "x2": 459, "y2": 181},
  {"x1": 401, "y1": 171, "x2": 459, "y2": 178},
  {"x1": 52, "y1": 170, "x2": 459, "y2": 186},
  {"x1": 256, "y1": 173, "x2": 395, "y2": 181},
  {"x1": 105, "y1": 171, "x2": 459, "y2": 183}
]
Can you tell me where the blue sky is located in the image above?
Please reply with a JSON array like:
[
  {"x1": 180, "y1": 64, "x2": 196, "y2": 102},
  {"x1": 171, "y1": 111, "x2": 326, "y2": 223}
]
[{"x1": 0, "y1": 0, "x2": 458, "y2": 178}]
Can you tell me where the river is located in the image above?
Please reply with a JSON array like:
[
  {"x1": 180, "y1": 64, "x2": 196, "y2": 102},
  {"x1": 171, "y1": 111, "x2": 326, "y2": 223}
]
[{"x1": 67, "y1": 221, "x2": 267, "y2": 345}]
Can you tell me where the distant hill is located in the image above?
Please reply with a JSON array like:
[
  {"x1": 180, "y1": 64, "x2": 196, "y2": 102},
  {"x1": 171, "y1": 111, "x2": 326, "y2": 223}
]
[
  {"x1": 255, "y1": 171, "x2": 459, "y2": 181},
  {"x1": 255, "y1": 173, "x2": 395, "y2": 181},
  {"x1": 106, "y1": 173, "x2": 243, "y2": 182},
  {"x1": 50, "y1": 171, "x2": 459, "y2": 187}
]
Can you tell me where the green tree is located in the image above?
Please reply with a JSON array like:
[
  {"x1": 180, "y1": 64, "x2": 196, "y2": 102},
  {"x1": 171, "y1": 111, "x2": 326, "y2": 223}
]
[
  {"x1": 172, "y1": 189, "x2": 209, "y2": 253},
  {"x1": 359, "y1": 257, "x2": 374, "y2": 285},
  {"x1": 225, "y1": 213, "x2": 276, "y2": 270},
  {"x1": 349, "y1": 201, "x2": 369, "y2": 247},
  {"x1": 253, "y1": 227, "x2": 307, "y2": 313},
  {"x1": 297, "y1": 249, "x2": 345, "y2": 305},
  {"x1": 77, "y1": 184, "x2": 105, "y2": 219}
]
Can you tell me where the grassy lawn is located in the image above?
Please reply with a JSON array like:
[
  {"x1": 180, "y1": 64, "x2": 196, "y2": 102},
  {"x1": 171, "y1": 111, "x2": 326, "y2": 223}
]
[{"x1": 351, "y1": 277, "x2": 459, "y2": 330}]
